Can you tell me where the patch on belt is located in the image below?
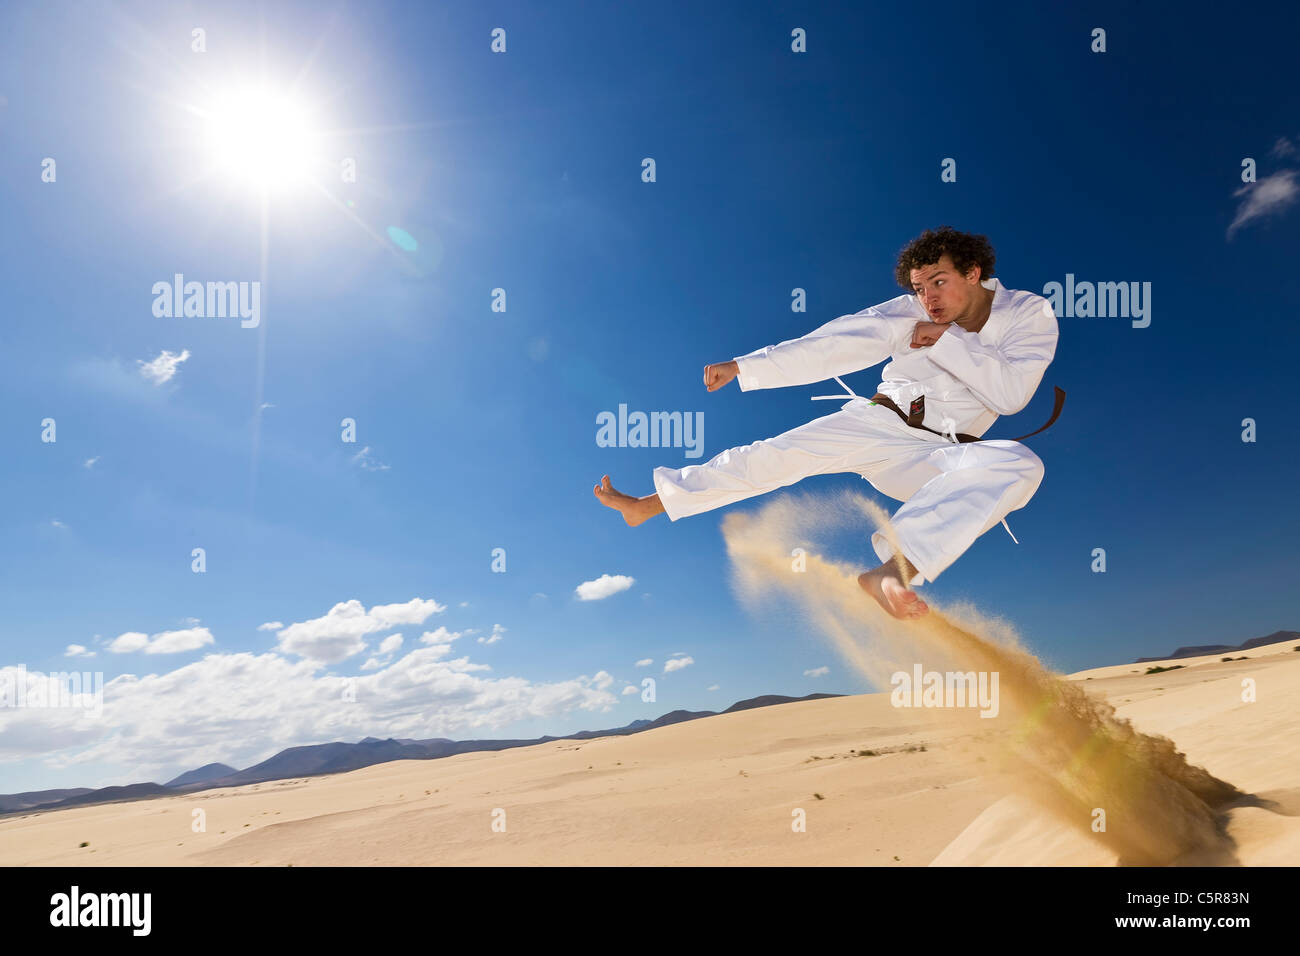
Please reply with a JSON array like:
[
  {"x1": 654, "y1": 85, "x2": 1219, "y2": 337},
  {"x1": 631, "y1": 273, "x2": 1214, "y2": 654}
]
[{"x1": 907, "y1": 396, "x2": 926, "y2": 428}]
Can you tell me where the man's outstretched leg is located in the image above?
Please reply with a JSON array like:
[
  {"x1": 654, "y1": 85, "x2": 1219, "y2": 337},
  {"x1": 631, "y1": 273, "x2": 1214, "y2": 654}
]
[
  {"x1": 857, "y1": 553, "x2": 929, "y2": 620},
  {"x1": 593, "y1": 475, "x2": 665, "y2": 526}
]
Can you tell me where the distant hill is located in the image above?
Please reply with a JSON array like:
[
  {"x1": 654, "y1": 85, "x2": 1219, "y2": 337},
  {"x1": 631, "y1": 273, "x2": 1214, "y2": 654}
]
[
  {"x1": 165, "y1": 763, "x2": 237, "y2": 788},
  {"x1": 0, "y1": 788, "x2": 94, "y2": 814},
  {"x1": 1135, "y1": 629, "x2": 1300, "y2": 663},
  {"x1": 38, "y1": 783, "x2": 174, "y2": 810},
  {"x1": 1, "y1": 692, "x2": 842, "y2": 816}
]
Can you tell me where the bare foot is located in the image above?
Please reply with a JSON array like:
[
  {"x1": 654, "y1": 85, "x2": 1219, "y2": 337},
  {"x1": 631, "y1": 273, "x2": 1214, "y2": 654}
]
[
  {"x1": 593, "y1": 475, "x2": 664, "y2": 527},
  {"x1": 858, "y1": 560, "x2": 929, "y2": 620}
]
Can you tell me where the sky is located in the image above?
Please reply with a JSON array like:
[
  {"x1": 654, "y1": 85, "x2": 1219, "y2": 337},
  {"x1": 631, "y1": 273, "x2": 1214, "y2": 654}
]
[{"x1": 1, "y1": 0, "x2": 1297, "y2": 793}]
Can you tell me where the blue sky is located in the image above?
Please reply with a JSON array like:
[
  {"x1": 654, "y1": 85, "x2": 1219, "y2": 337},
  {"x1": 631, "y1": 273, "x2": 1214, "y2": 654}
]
[{"x1": 1, "y1": 0, "x2": 1297, "y2": 792}]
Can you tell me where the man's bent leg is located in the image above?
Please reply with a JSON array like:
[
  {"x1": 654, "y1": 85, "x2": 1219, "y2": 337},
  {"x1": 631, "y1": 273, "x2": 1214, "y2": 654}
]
[{"x1": 868, "y1": 440, "x2": 1045, "y2": 585}]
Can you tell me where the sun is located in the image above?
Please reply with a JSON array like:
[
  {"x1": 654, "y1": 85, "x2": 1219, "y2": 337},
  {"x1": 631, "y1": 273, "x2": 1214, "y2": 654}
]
[{"x1": 202, "y1": 85, "x2": 322, "y2": 192}]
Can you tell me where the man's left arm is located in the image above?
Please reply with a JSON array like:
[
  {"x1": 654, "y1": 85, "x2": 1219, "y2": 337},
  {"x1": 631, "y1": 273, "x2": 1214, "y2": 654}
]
[{"x1": 925, "y1": 301, "x2": 1059, "y2": 415}]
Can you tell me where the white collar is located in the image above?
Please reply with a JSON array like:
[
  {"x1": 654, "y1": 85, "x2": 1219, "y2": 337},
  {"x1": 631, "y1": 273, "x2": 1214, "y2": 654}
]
[{"x1": 976, "y1": 276, "x2": 1007, "y2": 338}]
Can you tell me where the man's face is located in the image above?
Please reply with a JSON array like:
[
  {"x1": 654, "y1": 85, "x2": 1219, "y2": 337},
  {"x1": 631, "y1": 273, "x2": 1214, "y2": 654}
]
[{"x1": 909, "y1": 254, "x2": 981, "y2": 323}]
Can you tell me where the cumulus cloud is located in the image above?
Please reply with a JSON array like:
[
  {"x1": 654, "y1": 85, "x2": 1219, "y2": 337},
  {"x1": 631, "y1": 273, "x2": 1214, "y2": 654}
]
[
  {"x1": 64, "y1": 644, "x2": 96, "y2": 658},
  {"x1": 361, "y1": 633, "x2": 406, "y2": 671},
  {"x1": 1228, "y1": 169, "x2": 1298, "y2": 239},
  {"x1": 0, "y1": 649, "x2": 620, "y2": 779},
  {"x1": 420, "y1": 626, "x2": 462, "y2": 646},
  {"x1": 137, "y1": 349, "x2": 191, "y2": 385},
  {"x1": 273, "y1": 597, "x2": 445, "y2": 664},
  {"x1": 257, "y1": 621, "x2": 283, "y2": 632},
  {"x1": 108, "y1": 626, "x2": 214, "y2": 655},
  {"x1": 663, "y1": 656, "x2": 694, "y2": 673},
  {"x1": 351, "y1": 446, "x2": 391, "y2": 472},
  {"x1": 622, "y1": 684, "x2": 640, "y2": 695},
  {"x1": 476, "y1": 624, "x2": 506, "y2": 646},
  {"x1": 634, "y1": 658, "x2": 653, "y2": 668},
  {"x1": 575, "y1": 574, "x2": 635, "y2": 601}
]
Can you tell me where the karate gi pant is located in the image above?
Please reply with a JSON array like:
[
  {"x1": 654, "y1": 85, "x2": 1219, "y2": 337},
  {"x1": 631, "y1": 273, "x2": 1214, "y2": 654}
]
[{"x1": 651, "y1": 399, "x2": 1044, "y2": 586}]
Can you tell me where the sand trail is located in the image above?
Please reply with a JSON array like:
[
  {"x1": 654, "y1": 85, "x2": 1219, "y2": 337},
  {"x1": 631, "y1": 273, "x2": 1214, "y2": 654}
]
[{"x1": 720, "y1": 487, "x2": 1241, "y2": 865}]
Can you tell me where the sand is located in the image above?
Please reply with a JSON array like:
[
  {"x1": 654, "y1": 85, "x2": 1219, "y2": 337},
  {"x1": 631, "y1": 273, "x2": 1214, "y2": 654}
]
[
  {"x1": 2, "y1": 489, "x2": 1297, "y2": 866},
  {"x1": 1, "y1": 645, "x2": 1296, "y2": 866}
]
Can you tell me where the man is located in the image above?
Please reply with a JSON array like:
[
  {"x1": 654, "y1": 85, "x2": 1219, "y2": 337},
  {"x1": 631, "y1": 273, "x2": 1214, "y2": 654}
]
[{"x1": 594, "y1": 226, "x2": 1059, "y2": 620}]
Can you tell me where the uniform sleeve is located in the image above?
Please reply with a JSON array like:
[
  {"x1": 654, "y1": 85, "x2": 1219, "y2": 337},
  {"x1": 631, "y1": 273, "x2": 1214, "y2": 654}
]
[
  {"x1": 925, "y1": 299, "x2": 1059, "y2": 415},
  {"x1": 732, "y1": 307, "x2": 910, "y2": 391}
]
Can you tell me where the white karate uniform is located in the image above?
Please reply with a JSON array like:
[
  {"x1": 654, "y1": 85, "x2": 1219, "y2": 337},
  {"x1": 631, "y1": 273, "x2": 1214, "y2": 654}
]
[{"x1": 651, "y1": 277, "x2": 1060, "y2": 586}]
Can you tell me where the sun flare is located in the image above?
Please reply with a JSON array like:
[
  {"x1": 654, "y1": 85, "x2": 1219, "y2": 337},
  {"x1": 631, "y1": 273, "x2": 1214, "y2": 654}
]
[{"x1": 202, "y1": 85, "x2": 321, "y2": 192}]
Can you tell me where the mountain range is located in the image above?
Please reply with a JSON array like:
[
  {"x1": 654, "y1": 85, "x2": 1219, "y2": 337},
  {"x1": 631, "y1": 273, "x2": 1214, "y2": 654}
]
[
  {"x1": 0, "y1": 692, "x2": 841, "y2": 815},
  {"x1": 1133, "y1": 629, "x2": 1299, "y2": 662}
]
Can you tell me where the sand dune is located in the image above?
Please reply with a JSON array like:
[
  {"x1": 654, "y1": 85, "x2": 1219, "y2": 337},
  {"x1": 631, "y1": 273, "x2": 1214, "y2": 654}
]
[
  {"x1": 3, "y1": 490, "x2": 1296, "y2": 866},
  {"x1": 1, "y1": 639, "x2": 1296, "y2": 866},
  {"x1": 935, "y1": 640, "x2": 1300, "y2": 866}
]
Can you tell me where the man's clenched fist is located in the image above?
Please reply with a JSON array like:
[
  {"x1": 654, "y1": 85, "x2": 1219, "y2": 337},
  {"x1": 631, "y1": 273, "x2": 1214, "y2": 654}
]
[
  {"x1": 704, "y1": 360, "x2": 740, "y2": 391},
  {"x1": 910, "y1": 321, "x2": 951, "y2": 348}
]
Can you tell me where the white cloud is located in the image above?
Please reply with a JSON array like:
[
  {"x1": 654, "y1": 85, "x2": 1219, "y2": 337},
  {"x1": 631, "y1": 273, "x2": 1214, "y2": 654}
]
[
  {"x1": 83, "y1": 457, "x2": 100, "y2": 469},
  {"x1": 0, "y1": 650, "x2": 620, "y2": 778},
  {"x1": 420, "y1": 626, "x2": 463, "y2": 646},
  {"x1": 147, "y1": 628, "x2": 215, "y2": 654},
  {"x1": 257, "y1": 621, "x2": 283, "y2": 632},
  {"x1": 575, "y1": 574, "x2": 635, "y2": 602},
  {"x1": 351, "y1": 446, "x2": 391, "y2": 472},
  {"x1": 50, "y1": 520, "x2": 67, "y2": 530},
  {"x1": 108, "y1": 632, "x2": 149, "y2": 653},
  {"x1": 274, "y1": 598, "x2": 445, "y2": 664},
  {"x1": 108, "y1": 627, "x2": 214, "y2": 655},
  {"x1": 361, "y1": 633, "x2": 407, "y2": 671},
  {"x1": 663, "y1": 656, "x2": 694, "y2": 673},
  {"x1": 476, "y1": 624, "x2": 505, "y2": 645},
  {"x1": 706, "y1": 684, "x2": 719, "y2": 691},
  {"x1": 64, "y1": 644, "x2": 96, "y2": 658},
  {"x1": 1228, "y1": 170, "x2": 1299, "y2": 239},
  {"x1": 804, "y1": 666, "x2": 830, "y2": 677},
  {"x1": 137, "y1": 349, "x2": 191, "y2": 385},
  {"x1": 634, "y1": 658, "x2": 653, "y2": 668},
  {"x1": 622, "y1": 685, "x2": 639, "y2": 695}
]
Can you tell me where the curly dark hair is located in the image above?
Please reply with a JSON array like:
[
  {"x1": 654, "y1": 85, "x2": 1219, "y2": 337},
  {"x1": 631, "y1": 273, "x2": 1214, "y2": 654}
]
[{"x1": 894, "y1": 226, "x2": 996, "y2": 291}]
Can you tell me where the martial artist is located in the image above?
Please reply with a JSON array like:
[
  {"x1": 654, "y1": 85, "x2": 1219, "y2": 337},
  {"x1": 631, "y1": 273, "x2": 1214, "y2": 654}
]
[{"x1": 594, "y1": 227, "x2": 1060, "y2": 620}]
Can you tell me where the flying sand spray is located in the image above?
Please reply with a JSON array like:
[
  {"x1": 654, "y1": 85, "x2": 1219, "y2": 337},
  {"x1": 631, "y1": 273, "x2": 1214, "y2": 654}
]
[{"x1": 720, "y1": 487, "x2": 1241, "y2": 865}]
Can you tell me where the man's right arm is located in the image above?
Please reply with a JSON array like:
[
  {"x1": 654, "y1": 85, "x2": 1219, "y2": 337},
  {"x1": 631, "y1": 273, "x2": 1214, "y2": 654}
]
[{"x1": 727, "y1": 306, "x2": 907, "y2": 391}]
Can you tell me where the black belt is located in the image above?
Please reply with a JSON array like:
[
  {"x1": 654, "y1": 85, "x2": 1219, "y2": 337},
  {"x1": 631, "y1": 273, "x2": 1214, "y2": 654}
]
[{"x1": 870, "y1": 387, "x2": 1066, "y2": 444}]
